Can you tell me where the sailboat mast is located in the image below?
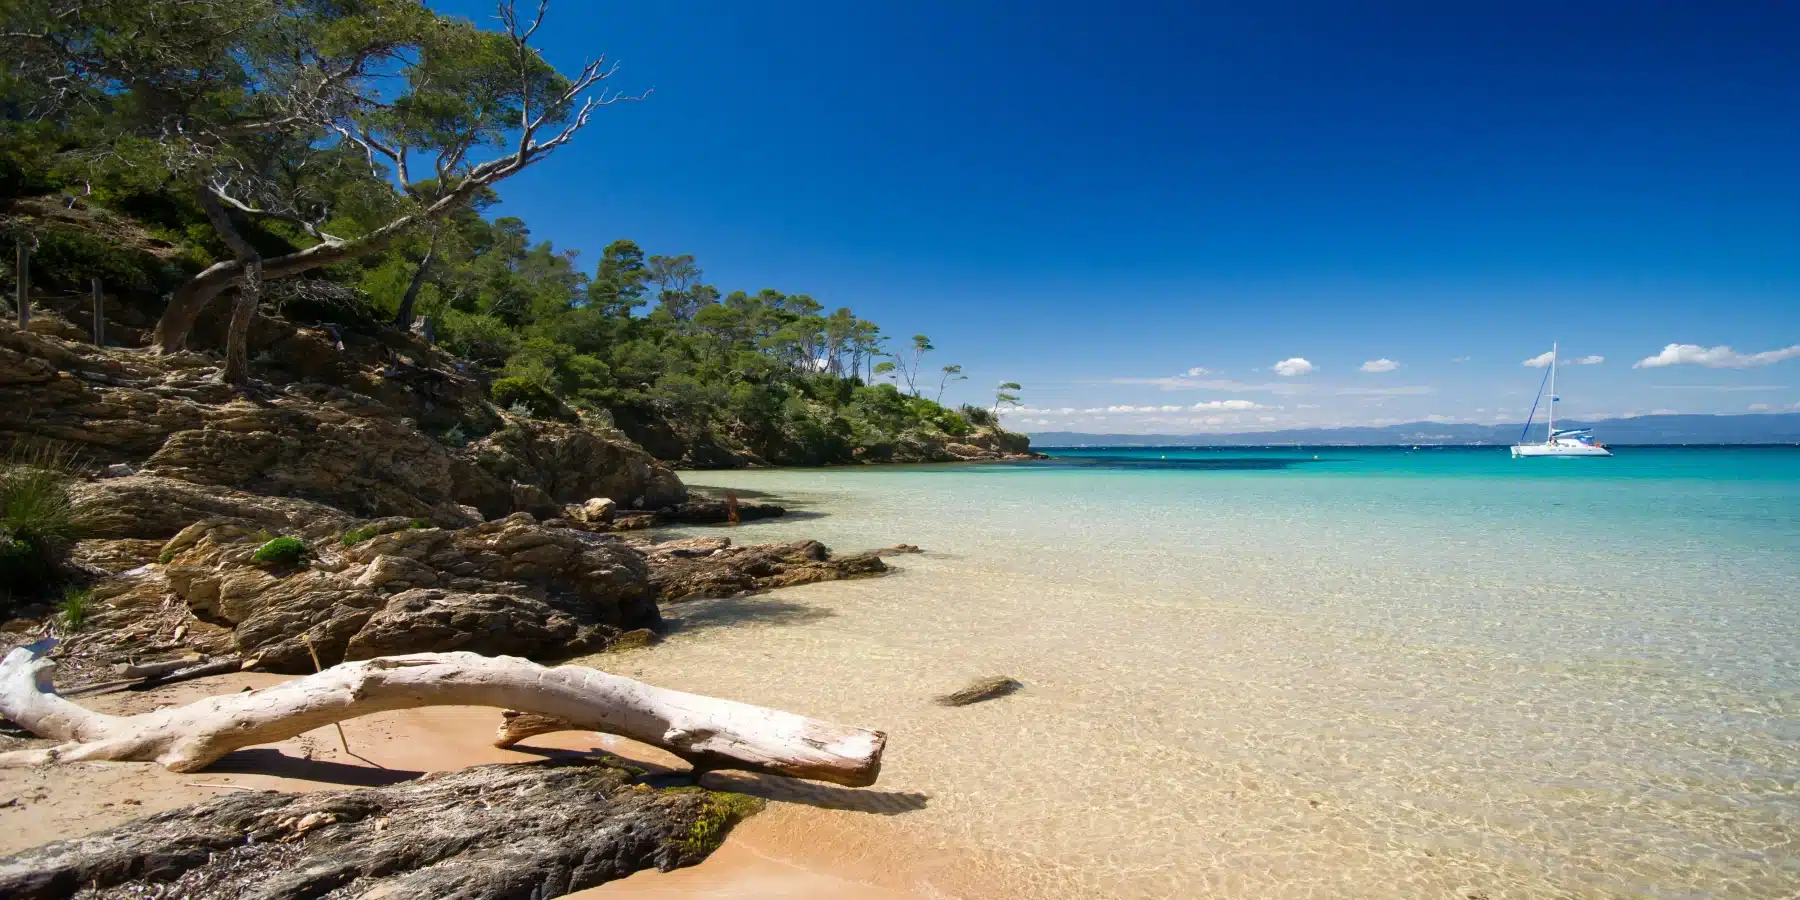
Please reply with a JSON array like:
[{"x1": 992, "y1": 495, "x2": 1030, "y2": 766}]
[{"x1": 1547, "y1": 341, "x2": 1557, "y2": 443}]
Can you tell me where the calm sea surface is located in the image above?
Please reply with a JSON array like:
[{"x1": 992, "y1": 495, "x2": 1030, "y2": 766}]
[{"x1": 612, "y1": 447, "x2": 1800, "y2": 898}]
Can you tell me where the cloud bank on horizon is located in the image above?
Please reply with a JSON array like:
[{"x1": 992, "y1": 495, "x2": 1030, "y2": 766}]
[{"x1": 1001, "y1": 339, "x2": 1800, "y2": 435}]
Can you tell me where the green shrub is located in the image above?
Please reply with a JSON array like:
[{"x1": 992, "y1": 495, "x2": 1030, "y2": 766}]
[
  {"x1": 936, "y1": 411, "x2": 973, "y2": 437},
  {"x1": 439, "y1": 311, "x2": 518, "y2": 365},
  {"x1": 439, "y1": 424, "x2": 471, "y2": 448},
  {"x1": 1, "y1": 451, "x2": 87, "y2": 549},
  {"x1": 58, "y1": 587, "x2": 93, "y2": 631},
  {"x1": 490, "y1": 376, "x2": 576, "y2": 422},
  {"x1": 959, "y1": 404, "x2": 997, "y2": 427},
  {"x1": 0, "y1": 448, "x2": 88, "y2": 596},
  {"x1": 251, "y1": 536, "x2": 308, "y2": 567}
]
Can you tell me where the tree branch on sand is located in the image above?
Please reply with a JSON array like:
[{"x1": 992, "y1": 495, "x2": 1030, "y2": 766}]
[{"x1": 0, "y1": 645, "x2": 885, "y2": 787}]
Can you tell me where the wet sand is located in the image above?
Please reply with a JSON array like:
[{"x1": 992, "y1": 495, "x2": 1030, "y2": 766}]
[{"x1": 0, "y1": 671, "x2": 933, "y2": 897}]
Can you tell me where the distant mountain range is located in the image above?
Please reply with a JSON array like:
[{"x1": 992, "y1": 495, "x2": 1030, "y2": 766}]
[{"x1": 1029, "y1": 413, "x2": 1800, "y2": 447}]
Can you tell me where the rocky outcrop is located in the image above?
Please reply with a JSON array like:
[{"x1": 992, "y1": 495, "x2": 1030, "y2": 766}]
[
  {"x1": 639, "y1": 537, "x2": 888, "y2": 601},
  {"x1": 154, "y1": 513, "x2": 659, "y2": 672},
  {"x1": 0, "y1": 329, "x2": 684, "y2": 522},
  {"x1": 0, "y1": 759, "x2": 760, "y2": 900},
  {"x1": 71, "y1": 474, "x2": 355, "y2": 540},
  {"x1": 872, "y1": 425, "x2": 1043, "y2": 464},
  {"x1": 458, "y1": 417, "x2": 687, "y2": 515},
  {"x1": 663, "y1": 496, "x2": 785, "y2": 524}
]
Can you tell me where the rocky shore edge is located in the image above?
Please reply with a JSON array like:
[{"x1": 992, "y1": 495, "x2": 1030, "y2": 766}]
[{"x1": 0, "y1": 320, "x2": 909, "y2": 895}]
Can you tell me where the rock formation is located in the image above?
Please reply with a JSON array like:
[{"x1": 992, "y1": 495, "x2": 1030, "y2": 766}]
[
  {"x1": 0, "y1": 759, "x2": 760, "y2": 900},
  {"x1": 1, "y1": 328, "x2": 685, "y2": 524},
  {"x1": 638, "y1": 537, "x2": 889, "y2": 601}
]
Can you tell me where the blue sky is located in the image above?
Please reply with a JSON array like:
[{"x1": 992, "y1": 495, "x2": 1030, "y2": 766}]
[{"x1": 431, "y1": 0, "x2": 1800, "y2": 433}]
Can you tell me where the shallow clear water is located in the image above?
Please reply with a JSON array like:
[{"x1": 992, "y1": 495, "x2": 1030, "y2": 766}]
[{"x1": 616, "y1": 447, "x2": 1800, "y2": 898}]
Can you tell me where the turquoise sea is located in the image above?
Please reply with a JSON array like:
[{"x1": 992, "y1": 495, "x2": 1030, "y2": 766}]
[{"x1": 619, "y1": 446, "x2": 1800, "y2": 898}]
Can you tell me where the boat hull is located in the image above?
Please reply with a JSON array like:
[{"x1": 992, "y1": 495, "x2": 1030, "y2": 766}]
[{"x1": 1511, "y1": 443, "x2": 1613, "y2": 458}]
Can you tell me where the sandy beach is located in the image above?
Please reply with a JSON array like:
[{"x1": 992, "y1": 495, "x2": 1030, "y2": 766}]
[{"x1": 0, "y1": 670, "x2": 936, "y2": 897}]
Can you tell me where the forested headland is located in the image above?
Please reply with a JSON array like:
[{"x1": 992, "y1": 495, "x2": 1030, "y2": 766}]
[{"x1": 1, "y1": 0, "x2": 1030, "y2": 466}]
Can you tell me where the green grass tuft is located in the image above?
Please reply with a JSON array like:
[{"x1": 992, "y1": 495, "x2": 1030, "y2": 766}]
[
  {"x1": 251, "y1": 536, "x2": 308, "y2": 567},
  {"x1": 58, "y1": 586, "x2": 93, "y2": 631},
  {"x1": 1, "y1": 446, "x2": 91, "y2": 601}
]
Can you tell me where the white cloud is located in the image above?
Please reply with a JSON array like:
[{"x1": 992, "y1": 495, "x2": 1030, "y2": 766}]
[
  {"x1": 1296, "y1": 403, "x2": 1321, "y2": 409},
  {"x1": 1359, "y1": 358, "x2": 1399, "y2": 373},
  {"x1": 1451, "y1": 355, "x2": 1471, "y2": 363},
  {"x1": 1749, "y1": 403, "x2": 1772, "y2": 411},
  {"x1": 1190, "y1": 400, "x2": 1261, "y2": 410},
  {"x1": 1634, "y1": 343, "x2": 1800, "y2": 369},
  {"x1": 1651, "y1": 409, "x2": 1679, "y2": 415},
  {"x1": 1273, "y1": 357, "x2": 1316, "y2": 377},
  {"x1": 1524, "y1": 352, "x2": 1603, "y2": 367},
  {"x1": 1183, "y1": 366, "x2": 1212, "y2": 377}
]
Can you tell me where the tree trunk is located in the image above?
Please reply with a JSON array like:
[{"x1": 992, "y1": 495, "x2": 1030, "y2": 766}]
[
  {"x1": 220, "y1": 259, "x2": 261, "y2": 385},
  {"x1": 0, "y1": 647, "x2": 886, "y2": 787},
  {"x1": 392, "y1": 232, "x2": 438, "y2": 329},
  {"x1": 153, "y1": 261, "x2": 239, "y2": 353}
]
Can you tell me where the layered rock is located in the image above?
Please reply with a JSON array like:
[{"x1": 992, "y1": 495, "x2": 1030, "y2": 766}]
[
  {"x1": 0, "y1": 759, "x2": 759, "y2": 899},
  {"x1": 72, "y1": 474, "x2": 355, "y2": 541},
  {"x1": 639, "y1": 537, "x2": 889, "y2": 601},
  {"x1": 0, "y1": 329, "x2": 685, "y2": 522},
  {"x1": 155, "y1": 513, "x2": 659, "y2": 672}
]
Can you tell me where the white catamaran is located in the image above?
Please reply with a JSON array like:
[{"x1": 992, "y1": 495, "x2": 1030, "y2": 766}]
[{"x1": 1511, "y1": 342, "x2": 1612, "y2": 458}]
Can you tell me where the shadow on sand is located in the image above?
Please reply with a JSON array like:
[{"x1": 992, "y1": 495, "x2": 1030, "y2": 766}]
[
  {"x1": 698, "y1": 771, "x2": 930, "y2": 816},
  {"x1": 662, "y1": 596, "x2": 836, "y2": 636},
  {"x1": 206, "y1": 748, "x2": 422, "y2": 787}
]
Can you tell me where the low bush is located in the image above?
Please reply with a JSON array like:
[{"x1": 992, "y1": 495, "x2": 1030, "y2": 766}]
[
  {"x1": 251, "y1": 536, "x2": 308, "y2": 567},
  {"x1": 490, "y1": 376, "x2": 577, "y2": 422}
]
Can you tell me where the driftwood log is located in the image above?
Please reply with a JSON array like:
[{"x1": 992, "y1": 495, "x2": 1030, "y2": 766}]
[
  {"x1": 0, "y1": 645, "x2": 885, "y2": 786},
  {"x1": 0, "y1": 758, "x2": 760, "y2": 900}
]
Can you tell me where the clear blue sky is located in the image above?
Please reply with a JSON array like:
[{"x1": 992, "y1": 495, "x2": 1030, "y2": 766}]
[{"x1": 431, "y1": 0, "x2": 1800, "y2": 433}]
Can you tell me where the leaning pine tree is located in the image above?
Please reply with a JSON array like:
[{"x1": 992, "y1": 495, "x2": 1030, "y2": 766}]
[{"x1": 5, "y1": 0, "x2": 635, "y2": 384}]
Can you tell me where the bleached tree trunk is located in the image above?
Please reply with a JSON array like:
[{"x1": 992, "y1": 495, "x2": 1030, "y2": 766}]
[{"x1": 0, "y1": 647, "x2": 886, "y2": 787}]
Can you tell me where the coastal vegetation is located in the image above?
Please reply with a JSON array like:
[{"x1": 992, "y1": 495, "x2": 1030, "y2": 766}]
[
  {"x1": 0, "y1": 448, "x2": 89, "y2": 614},
  {"x1": 1, "y1": 0, "x2": 1030, "y2": 467}
]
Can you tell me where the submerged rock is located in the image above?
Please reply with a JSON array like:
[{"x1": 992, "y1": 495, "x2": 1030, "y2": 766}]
[
  {"x1": 0, "y1": 759, "x2": 762, "y2": 900},
  {"x1": 935, "y1": 676, "x2": 1024, "y2": 707}
]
